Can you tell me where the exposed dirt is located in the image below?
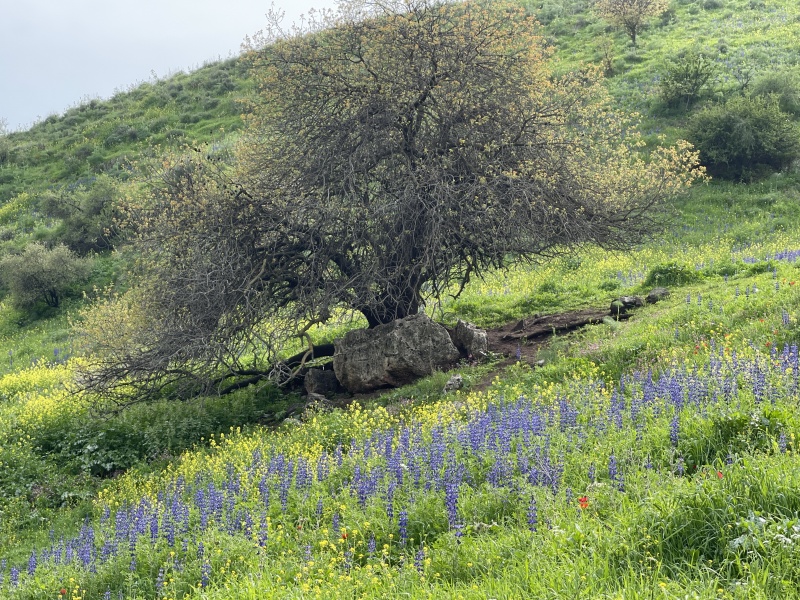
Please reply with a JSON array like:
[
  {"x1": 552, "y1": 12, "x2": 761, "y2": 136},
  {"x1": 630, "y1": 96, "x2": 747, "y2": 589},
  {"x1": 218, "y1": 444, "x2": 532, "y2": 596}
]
[
  {"x1": 486, "y1": 307, "x2": 614, "y2": 363},
  {"x1": 471, "y1": 306, "x2": 630, "y2": 393}
]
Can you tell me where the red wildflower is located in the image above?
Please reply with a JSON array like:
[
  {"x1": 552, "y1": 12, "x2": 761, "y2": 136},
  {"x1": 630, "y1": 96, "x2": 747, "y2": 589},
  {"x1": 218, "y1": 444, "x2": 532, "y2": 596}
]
[
  {"x1": 717, "y1": 471, "x2": 723, "y2": 479},
  {"x1": 578, "y1": 496, "x2": 589, "y2": 509},
  {"x1": 342, "y1": 532, "x2": 348, "y2": 539},
  {"x1": 60, "y1": 590, "x2": 67, "y2": 597}
]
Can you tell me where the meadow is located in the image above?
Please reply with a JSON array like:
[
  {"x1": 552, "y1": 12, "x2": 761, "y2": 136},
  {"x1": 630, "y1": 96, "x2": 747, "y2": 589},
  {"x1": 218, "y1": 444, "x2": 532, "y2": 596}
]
[{"x1": 0, "y1": 0, "x2": 800, "y2": 597}]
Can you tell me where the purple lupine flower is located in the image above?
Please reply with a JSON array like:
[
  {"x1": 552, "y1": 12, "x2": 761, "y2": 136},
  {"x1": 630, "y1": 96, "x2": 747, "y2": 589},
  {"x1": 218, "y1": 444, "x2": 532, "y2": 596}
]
[
  {"x1": 527, "y1": 496, "x2": 538, "y2": 532},
  {"x1": 588, "y1": 463, "x2": 596, "y2": 483},
  {"x1": 156, "y1": 567, "x2": 165, "y2": 592},
  {"x1": 386, "y1": 481, "x2": 396, "y2": 522},
  {"x1": 444, "y1": 482, "x2": 459, "y2": 528},
  {"x1": 670, "y1": 413, "x2": 679, "y2": 447},
  {"x1": 608, "y1": 453, "x2": 618, "y2": 482},
  {"x1": 332, "y1": 512, "x2": 340, "y2": 535},
  {"x1": 201, "y1": 562, "x2": 211, "y2": 588},
  {"x1": 414, "y1": 546, "x2": 425, "y2": 573},
  {"x1": 368, "y1": 533, "x2": 376, "y2": 556},
  {"x1": 27, "y1": 550, "x2": 36, "y2": 576},
  {"x1": 10, "y1": 567, "x2": 18, "y2": 586},
  {"x1": 258, "y1": 513, "x2": 268, "y2": 548},
  {"x1": 399, "y1": 510, "x2": 408, "y2": 546},
  {"x1": 779, "y1": 432, "x2": 788, "y2": 453},
  {"x1": 783, "y1": 310, "x2": 790, "y2": 326},
  {"x1": 317, "y1": 452, "x2": 329, "y2": 482},
  {"x1": 675, "y1": 458, "x2": 685, "y2": 476},
  {"x1": 104, "y1": 589, "x2": 112, "y2": 600}
]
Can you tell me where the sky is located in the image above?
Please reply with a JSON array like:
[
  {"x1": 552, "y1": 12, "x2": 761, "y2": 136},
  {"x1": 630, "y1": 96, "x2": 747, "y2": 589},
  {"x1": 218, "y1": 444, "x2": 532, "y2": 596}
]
[{"x1": 0, "y1": 0, "x2": 337, "y2": 132}]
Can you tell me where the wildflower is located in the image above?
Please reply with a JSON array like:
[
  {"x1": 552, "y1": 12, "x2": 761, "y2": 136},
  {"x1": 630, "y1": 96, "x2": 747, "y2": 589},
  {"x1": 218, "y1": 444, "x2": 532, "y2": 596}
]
[
  {"x1": 578, "y1": 496, "x2": 589, "y2": 509},
  {"x1": 60, "y1": 589, "x2": 67, "y2": 597},
  {"x1": 527, "y1": 496, "x2": 538, "y2": 532},
  {"x1": 670, "y1": 414, "x2": 679, "y2": 447},
  {"x1": 716, "y1": 471, "x2": 723, "y2": 479}
]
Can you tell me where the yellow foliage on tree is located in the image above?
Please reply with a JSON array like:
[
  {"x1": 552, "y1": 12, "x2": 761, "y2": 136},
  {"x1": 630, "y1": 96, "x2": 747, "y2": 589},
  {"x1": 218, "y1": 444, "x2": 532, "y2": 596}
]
[{"x1": 594, "y1": 0, "x2": 670, "y2": 46}]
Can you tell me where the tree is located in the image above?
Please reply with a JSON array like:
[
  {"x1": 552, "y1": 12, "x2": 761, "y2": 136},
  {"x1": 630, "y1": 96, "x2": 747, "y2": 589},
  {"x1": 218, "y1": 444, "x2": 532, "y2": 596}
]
[
  {"x1": 0, "y1": 243, "x2": 91, "y2": 309},
  {"x1": 594, "y1": 0, "x2": 670, "y2": 47},
  {"x1": 77, "y1": 0, "x2": 703, "y2": 403}
]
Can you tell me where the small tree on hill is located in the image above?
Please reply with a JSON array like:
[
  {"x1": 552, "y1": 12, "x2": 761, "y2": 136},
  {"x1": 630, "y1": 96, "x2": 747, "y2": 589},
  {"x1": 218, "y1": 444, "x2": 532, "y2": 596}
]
[
  {"x1": 0, "y1": 243, "x2": 91, "y2": 309},
  {"x1": 77, "y1": 0, "x2": 703, "y2": 403},
  {"x1": 595, "y1": 0, "x2": 670, "y2": 47}
]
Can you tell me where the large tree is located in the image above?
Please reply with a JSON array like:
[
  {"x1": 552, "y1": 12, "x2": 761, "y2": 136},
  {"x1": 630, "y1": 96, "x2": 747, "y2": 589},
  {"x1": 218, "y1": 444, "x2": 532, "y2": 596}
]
[{"x1": 78, "y1": 0, "x2": 702, "y2": 403}]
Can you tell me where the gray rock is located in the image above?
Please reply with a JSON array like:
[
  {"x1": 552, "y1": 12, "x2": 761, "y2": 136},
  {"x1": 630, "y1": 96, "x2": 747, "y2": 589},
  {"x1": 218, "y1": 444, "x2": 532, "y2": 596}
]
[
  {"x1": 443, "y1": 374, "x2": 464, "y2": 393},
  {"x1": 610, "y1": 295, "x2": 644, "y2": 316},
  {"x1": 304, "y1": 368, "x2": 342, "y2": 396},
  {"x1": 452, "y1": 319, "x2": 489, "y2": 358},
  {"x1": 646, "y1": 287, "x2": 670, "y2": 304},
  {"x1": 333, "y1": 313, "x2": 461, "y2": 393}
]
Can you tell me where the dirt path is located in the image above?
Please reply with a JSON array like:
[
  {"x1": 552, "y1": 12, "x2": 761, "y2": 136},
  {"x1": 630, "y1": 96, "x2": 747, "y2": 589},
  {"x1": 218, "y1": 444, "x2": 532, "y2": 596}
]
[{"x1": 472, "y1": 306, "x2": 623, "y2": 393}]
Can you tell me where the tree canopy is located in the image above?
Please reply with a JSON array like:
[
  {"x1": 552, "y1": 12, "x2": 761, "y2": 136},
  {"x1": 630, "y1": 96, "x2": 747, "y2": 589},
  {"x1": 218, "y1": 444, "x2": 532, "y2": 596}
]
[
  {"x1": 78, "y1": 0, "x2": 703, "y2": 403},
  {"x1": 594, "y1": 0, "x2": 670, "y2": 47}
]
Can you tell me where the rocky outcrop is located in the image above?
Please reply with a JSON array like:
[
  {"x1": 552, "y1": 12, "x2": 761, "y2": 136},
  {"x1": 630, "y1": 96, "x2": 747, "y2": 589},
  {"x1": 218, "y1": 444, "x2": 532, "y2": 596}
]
[
  {"x1": 333, "y1": 313, "x2": 460, "y2": 393},
  {"x1": 451, "y1": 319, "x2": 488, "y2": 358},
  {"x1": 610, "y1": 295, "x2": 644, "y2": 317},
  {"x1": 304, "y1": 368, "x2": 342, "y2": 396},
  {"x1": 646, "y1": 287, "x2": 670, "y2": 304}
]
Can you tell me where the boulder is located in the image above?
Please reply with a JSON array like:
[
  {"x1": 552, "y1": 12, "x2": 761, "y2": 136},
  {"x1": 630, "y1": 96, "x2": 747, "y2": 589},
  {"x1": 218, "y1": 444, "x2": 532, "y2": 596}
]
[
  {"x1": 304, "y1": 367, "x2": 342, "y2": 396},
  {"x1": 646, "y1": 287, "x2": 670, "y2": 304},
  {"x1": 333, "y1": 313, "x2": 461, "y2": 393},
  {"x1": 610, "y1": 295, "x2": 644, "y2": 317},
  {"x1": 451, "y1": 319, "x2": 489, "y2": 358},
  {"x1": 443, "y1": 374, "x2": 464, "y2": 394}
]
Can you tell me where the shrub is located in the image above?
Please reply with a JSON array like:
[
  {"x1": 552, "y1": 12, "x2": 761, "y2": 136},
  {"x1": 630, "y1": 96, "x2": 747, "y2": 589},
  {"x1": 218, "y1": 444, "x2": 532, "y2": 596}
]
[
  {"x1": 0, "y1": 243, "x2": 92, "y2": 309},
  {"x1": 643, "y1": 261, "x2": 701, "y2": 287},
  {"x1": 686, "y1": 95, "x2": 800, "y2": 180},
  {"x1": 658, "y1": 49, "x2": 717, "y2": 109},
  {"x1": 751, "y1": 69, "x2": 800, "y2": 117}
]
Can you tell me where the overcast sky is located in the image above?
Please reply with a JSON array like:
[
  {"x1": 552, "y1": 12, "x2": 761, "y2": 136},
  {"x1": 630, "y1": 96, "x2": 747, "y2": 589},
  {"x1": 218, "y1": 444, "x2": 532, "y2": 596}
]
[{"x1": 0, "y1": 0, "x2": 337, "y2": 132}]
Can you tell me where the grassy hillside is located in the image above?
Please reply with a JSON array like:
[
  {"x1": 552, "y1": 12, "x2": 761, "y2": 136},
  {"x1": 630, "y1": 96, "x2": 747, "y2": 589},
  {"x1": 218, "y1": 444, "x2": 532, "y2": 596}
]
[{"x1": 1, "y1": 0, "x2": 800, "y2": 598}]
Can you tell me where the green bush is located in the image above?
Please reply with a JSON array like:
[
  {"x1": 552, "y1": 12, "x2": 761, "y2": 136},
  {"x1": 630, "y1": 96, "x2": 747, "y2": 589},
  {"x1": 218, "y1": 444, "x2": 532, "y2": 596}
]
[
  {"x1": 686, "y1": 95, "x2": 800, "y2": 180},
  {"x1": 658, "y1": 49, "x2": 717, "y2": 109},
  {"x1": 751, "y1": 69, "x2": 800, "y2": 117},
  {"x1": 30, "y1": 384, "x2": 287, "y2": 477},
  {"x1": 643, "y1": 261, "x2": 701, "y2": 286},
  {"x1": 0, "y1": 243, "x2": 92, "y2": 309}
]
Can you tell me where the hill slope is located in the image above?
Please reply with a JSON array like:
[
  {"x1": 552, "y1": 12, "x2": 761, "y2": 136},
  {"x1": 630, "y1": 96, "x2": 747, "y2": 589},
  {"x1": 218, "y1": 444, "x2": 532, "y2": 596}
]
[{"x1": 0, "y1": 0, "x2": 800, "y2": 598}]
